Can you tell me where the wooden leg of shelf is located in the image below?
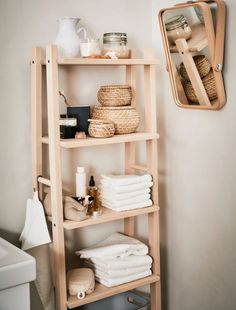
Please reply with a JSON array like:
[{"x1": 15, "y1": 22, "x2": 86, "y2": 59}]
[
  {"x1": 144, "y1": 48, "x2": 160, "y2": 226},
  {"x1": 144, "y1": 49, "x2": 157, "y2": 134},
  {"x1": 147, "y1": 139, "x2": 160, "y2": 273},
  {"x1": 148, "y1": 209, "x2": 161, "y2": 310},
  {"x1": 124, "y1": 217, "x2": 135, "y2": 236},
  {"x1": 31, "y1": 47, "x2": 43, "y2": 200},
  {"x1": 146, "y1": 138, "x2": 161, "y2": 308},
  {"x1": 125, "y1": 142, "x2": 136, "y2": 174},
  {"x1": 126, "y1": 49, "x2": 137, "y2": 107},
  {"x1": 148, "y1": 210, "x2": 160, "y2": 274},
  {"x1": 124, "y1": 141, "x2": 136, "y2": 236},
  {"x1": 144, "y1": 50, "x2": 161, "y2": 308},
  {"x1": 146, "y1": 140, "x2": 158, "y2": 203},
  {"x1": 150, "y1": 281, "x2": 161, "y2": 310},
  {"x1": 46, "y1": 45, "x2": 67, "y2": 310}
]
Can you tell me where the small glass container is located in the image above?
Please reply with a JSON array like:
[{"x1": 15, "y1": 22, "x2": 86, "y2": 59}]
[
  {"x1": 165, "y1": 15, "x2": 192, "y2": 45},
  {"x1": 80, "y1": 38, "x2": 101, "y2": 58},
  {"x1": 102, "y1": 32, "x2": 130, "y2": 59},
  {"x1": 59, "y1": 114, "x2": 77, "y2": 139}
]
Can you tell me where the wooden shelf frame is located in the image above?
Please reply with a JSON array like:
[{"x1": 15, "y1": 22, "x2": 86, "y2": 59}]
[
  {"x1": 31, "y1": 45, "x2": 161, "y2": 310},
  {"x1": 67, "y1": 275, "x2": 160, "y2": 309},
  {"x1": 46, "y1": 205, "x2": 160, "y2": 230},
  {"x1": 42, "y1": 132, "x2": 159, "y2": 148},
  {"x1": 43, "y1": 58, "x2": 159, "y2": 66}
]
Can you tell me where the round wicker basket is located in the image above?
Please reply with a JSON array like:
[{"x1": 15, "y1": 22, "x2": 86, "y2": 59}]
[
  {"x1": 88, "y1": 119, "x2": 115, "y2": 138},
  {"x1": 97, "y1": 85, "x2": 132, "y2": 107},
  {"x1": 180, "y1": 55, "x2": 211, "y2": 81},
  {"x1": 183, "y1": 70, "x2": 217, "y2": 103},
  {"x1": 92, "y1": 106, "x2": 140, "y2": 134}
]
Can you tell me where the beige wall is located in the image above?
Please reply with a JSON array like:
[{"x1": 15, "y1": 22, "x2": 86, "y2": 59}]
[
  {"x1": 152, "y1": 1, "x2": 236, "y2": 309},
  {"x1": 0, "y1": 1, "x2": 152, "y2": 309},
  {"x1": 0, "y1": 0, "x2": 236, "y2": 309}
]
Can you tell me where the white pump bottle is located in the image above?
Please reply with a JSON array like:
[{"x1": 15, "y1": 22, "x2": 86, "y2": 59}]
[{"x1": 76, "y1": 167, "x2": 86, "y2": 197}]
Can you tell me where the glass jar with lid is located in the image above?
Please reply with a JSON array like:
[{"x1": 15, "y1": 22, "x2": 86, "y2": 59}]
[
  {"x1": 102, "y1": 32, "x2": 130, "y2": 59},
  {"x1": 165, "y1": 15, "x2": 192, "y2": 45}
]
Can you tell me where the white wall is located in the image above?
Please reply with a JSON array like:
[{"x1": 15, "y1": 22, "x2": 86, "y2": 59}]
[
  {"x1": 152, "y1": 1, "x2": 236, "y2": 309},
  {"x1": 1, "y1": 0, "x2": 236, "y2": 309}
]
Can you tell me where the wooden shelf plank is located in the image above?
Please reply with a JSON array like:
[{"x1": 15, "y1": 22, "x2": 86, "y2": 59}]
[
  {"x1": 61, "y1": 205, "x2": 160, "y2": 230},
  {"x1": 67, "y1": 274, "x2": 160, "y2": 308},
  {"x1": 42, "y1": 132, "x2": 160, "y2": 148},
  {"x1": 43, "y1": 58, "x2": 159, "y2": 66},
  {"x1": 169, "y1": 23, "x2": 208, "y2": 53}
]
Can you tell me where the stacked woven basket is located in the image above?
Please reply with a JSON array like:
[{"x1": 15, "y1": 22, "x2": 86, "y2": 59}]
[
  {"x1": 180, "y1": 55, "x2": 218, "y2": 104},
  {"x1": 88, "y1": 85, "x2": 140, "y2": 138}
]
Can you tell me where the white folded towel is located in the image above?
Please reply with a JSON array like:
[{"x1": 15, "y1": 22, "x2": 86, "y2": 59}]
[
  {"x1": 100, "y1": 181, "x2": 153, "y2": 194},
  {"x1": 102, "y1": 199, "x2": 153, "y2": 212},
  {"x1": 99, "y1": 188, "x2": 151, "y2": 201},
  {"x1": 76, "y1": 233, "x2": 148, "y2": 259},
  {"x1": 101, "y1": 174, "x2": 152, "y2": 186},
  {"x1": 96, "y1": 269, "x2": 152, "y2": 287},
  {"x1": 85, "y1": 261, "x2": 152, "y2": 278},
  {"x1": 101, "y1": 194, "x2": 151, "y2": 207},
  {"x1": 87, "y1": 255, "x2": 152, "y2": 270}
]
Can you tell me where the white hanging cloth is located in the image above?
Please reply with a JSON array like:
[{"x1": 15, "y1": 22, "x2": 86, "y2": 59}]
[
  {"x1": 19, "y1": 191, "x2": 51, "y2": 250},
  {"x1": 19, "y1": 191, "x2": 55, "y2": 310}
]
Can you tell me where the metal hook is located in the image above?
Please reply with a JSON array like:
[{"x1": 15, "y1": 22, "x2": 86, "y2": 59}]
[{"x1": 59, "y1": 90, "x2": 71, "y2": 107}]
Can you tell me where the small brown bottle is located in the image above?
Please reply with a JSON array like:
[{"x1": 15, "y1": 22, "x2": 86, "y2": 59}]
[{"x1": 87, "y1": 176, "x2": 98, "y2": 214}]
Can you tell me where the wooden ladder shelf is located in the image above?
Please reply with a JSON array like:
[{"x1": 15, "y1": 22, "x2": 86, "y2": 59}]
[{"x1": 31, "y1": 45, "x2": 161, "y2": 310}]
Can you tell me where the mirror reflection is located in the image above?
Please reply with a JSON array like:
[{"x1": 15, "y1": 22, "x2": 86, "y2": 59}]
[{"x1": 159, "y1": 1, "x2": 226, "y2": 110}]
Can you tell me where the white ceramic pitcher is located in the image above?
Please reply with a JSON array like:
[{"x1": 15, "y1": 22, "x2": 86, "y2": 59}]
[{"x1": 55, "y1": 17, "x2": 87, "y2": 58}]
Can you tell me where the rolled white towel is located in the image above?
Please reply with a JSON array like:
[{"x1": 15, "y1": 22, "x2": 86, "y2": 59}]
[
  {"x1": 85, "y1": 261, "x2": 152, "y2": 278},
  {"x1": 87, "y1": 255, "x2": 152, "y2": 270},
  {"x1": 96, "y1": 269, "x2": 152, "y2": 287},
  {"x1": 76, "y1": 233, "x2": 148, "y2": 259},
  {"x1": 101, "y1": 174, "x2": 152, "y2": 186},
  {"x1": 102, "y1": 199, "x2": 153, "y2": 212},
  {"x1": 101, "y1": 194, "x2": 151, "y2": 207},
  {"x1": 100, "y1": 181, "x2": 153, "y2": 194},
  {"x1": 99, "y1": 188, "x2": 151, "y2": 201}
]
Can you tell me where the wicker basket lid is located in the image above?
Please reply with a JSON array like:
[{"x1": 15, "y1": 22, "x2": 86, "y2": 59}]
[
  {"x1": 94, "y1": 106, "x2": 135, "y2": 110},
  {"x1": 99, "y1": 85, "x2": 131, "y2": 89}
]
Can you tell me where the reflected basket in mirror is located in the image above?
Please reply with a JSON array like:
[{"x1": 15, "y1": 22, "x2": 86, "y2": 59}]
[
  {"x1": 180, "y1": 55, "x2": 211, "y2": 81},
  {"x1": 183, "y1": 70, "x2": 218, "y2": 104}
]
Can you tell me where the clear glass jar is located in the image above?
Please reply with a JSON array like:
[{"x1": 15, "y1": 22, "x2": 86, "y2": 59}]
[
  {"x1": 165, "y1": 15, "x2": 192, "y2": 45},
  {"x1": 102, "y1": 32, "x2": 130, "y2": 59},
  {"x1": 80, "y1": 38, "x2": 101, "y2": 58}
]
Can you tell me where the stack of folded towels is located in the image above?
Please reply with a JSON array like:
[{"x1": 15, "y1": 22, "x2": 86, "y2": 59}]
[
  {"x1": 76, "y1": 232, "x2": 152, "y2": 287},
  {"x1": 99, "y1": 174, "x2": 153, "y2": 212}
]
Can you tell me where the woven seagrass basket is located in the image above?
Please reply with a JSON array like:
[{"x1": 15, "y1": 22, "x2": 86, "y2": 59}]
[
  {"x1": 92, "y1": 106, "x2": 140, "y2": 134},
  {"x1": 183, "y1": 70, "x2": 218, "y2": 103},
  {"x1": 180, "y1": 55, "x2": 211, "y2": 81},
  {"x1": 88, "y1": 119, "x2": 115, "y2": 138},
  {"x1": 97, "y1": 85, "x2": 132, "y2": 107}
]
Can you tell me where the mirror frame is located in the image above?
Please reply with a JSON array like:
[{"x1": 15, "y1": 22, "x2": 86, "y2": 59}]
[{"x1": 158, "y1": 0, "x2": 226, "y2": 110}]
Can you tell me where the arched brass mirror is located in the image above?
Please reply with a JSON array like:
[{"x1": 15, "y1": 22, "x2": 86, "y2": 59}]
[{"x1": 159, "y1": 0, "x2": 226, "y2": 110}]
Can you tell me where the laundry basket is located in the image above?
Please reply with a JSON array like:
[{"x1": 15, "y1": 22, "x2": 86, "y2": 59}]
[{"x1": 78, "y1": 291, "x2": 150, "y2": 310}]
